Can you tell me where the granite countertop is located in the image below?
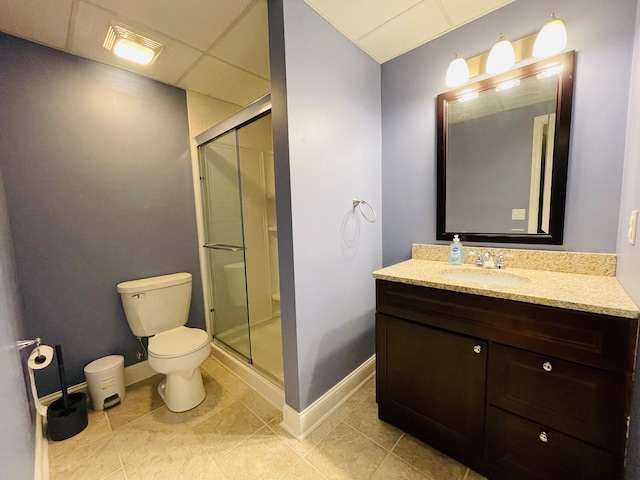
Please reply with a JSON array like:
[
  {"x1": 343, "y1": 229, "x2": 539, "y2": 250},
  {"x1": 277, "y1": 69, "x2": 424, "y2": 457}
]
[{"x1": 373, "y1": 259, "x2": 640, "y2": 319}]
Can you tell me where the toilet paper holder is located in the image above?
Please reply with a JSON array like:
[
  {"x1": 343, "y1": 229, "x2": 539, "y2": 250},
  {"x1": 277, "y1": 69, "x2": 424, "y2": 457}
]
[{"x1": 17, "y1": 337, "x2": 48, "y2": 365}]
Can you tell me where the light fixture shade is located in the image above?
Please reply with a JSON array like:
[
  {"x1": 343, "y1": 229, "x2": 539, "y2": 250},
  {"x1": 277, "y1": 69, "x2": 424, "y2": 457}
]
[
  {"x1": 104, "y1": 23, "x2": 163, "y2": 66},
  {"x1": 486, "y1": 34, "x2": 515, "y2": 74},
  {"x1": 113, "y1": 39, "x2": 155, "y2": 65},
  {"x1": 445, "y1": 54, "x2": 470, "y2": 88},
  {"x1": 533, "y1": 14, "x2": 567, "y2": 58}
]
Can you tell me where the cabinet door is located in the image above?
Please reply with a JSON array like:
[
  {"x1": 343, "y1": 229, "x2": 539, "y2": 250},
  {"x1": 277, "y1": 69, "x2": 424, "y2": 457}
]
[{"x1": 376, "y1": 313, "x2": 487, "y2": 457}]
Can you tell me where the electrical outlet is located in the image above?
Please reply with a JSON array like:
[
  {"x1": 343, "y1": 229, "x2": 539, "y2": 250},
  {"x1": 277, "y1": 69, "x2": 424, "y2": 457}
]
[
  {"x1": 628, "y1": 210, "x2": 638, "y2": 245},
  {"x1": 512, "y1": 208, "x2": 526, "y2": 220}
]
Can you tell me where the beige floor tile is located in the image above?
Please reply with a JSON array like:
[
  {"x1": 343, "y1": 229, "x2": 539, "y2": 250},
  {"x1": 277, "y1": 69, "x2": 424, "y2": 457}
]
[
  {"x1": 49, "y1": 435, "x2": 121, "y2": 480},
  {"x1": 191, "y1": 400, "x2": 265, "y2": 459},
  {"x1": 392, "y1": 435, "x2": 467, "y2": 480},
  {"x1": 237, "y1": 387, "x2": 281, "y2": 423},
  {"x1": 282, "y1": 459, "x2": 327, "y2": 480},
  {"x1": 112, "y1": 405, "x2": 188, "y2": 465},
  {"x1": 305, "y1": 423, "x2": 388, "y2": 480},
  {"x1": 216, "y1": 426, "x2": 301, "y2": 480},
  {"x1": 48, "y1": 409, "x2": 111, "y2": 459},
  {"x1": 215, "y1": 370, "x2": 253, "y2": 398},
  {"x1": 361, "y1": 376, "x2": 376, "y2": 397},
  {"x1": 202, "y1": 355, "x2": 231, "y2": 380},
  {"x1": 344, "y1": 394, "x2": 402, "y2": 450},
  {"x1": 125, "y1": 430, "x2": 226, "y2": 480},
  {"x1": 371, "y1": 453, "x2": 430, "y2": 480},
  {"x1": 106, "y1": 374, "x2": 164, "y2": 430},
  {"x1": 104, "y1": 470, "x2": 127, "y2": 480}
]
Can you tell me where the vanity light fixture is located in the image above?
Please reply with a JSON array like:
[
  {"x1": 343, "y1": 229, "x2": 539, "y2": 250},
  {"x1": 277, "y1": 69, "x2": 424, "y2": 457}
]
[
  {"x1": 495, "y1": 79, "x2": 520, "y2": 92},
  {"x1": 533, "y1": 14, "x2": 567, "y2": 58},
  {"x1": 445, "y1": 53, "x2": 470, "y2": 88},
  {"x1": 103, "y1": 23, "x2": 163, "y2": 66},
  {"x1": 458, "y1": 90, "x2": 479, "y2": 103},
  {"x1": 486, "y1": 34, "x2": 515, "y2": 74},
  {"x1": 536, "y1": 64, "x2": 562, "y2": 79}
]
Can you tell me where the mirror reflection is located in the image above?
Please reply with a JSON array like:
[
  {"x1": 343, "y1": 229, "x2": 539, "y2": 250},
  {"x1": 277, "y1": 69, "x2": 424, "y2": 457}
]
[{"x1": 437, "y1": 51, "x2": 575, "y2": 244}]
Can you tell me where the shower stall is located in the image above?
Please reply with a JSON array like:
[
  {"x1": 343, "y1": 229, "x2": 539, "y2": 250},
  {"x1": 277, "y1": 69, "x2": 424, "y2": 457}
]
[{"x1": 195, "y1": 95, "x2": 283, "y2": 385}]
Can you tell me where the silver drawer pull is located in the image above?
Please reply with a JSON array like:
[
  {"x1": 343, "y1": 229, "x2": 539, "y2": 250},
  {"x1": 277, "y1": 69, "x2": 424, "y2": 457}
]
[
  {"x1": 473, "y1": 345, "x2": 482, "y2": 354},
  {"x1": 542, "y1": 362, "x2": 553, "y2": 372},
  {"x1": 539, "y1": 431, "x2": 549, "y2": 443}
]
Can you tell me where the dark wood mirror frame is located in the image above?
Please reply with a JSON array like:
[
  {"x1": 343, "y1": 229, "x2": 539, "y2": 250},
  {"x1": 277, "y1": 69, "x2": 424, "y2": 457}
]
[{"x1": 436, "y1": 50, "x2": 575, "y2": 244}]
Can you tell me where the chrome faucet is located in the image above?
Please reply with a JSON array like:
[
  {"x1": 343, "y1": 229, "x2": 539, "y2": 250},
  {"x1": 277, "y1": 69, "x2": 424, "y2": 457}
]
[
  {"x1": 496, "y1": 252, "x2": 505, "y2": 269},
  {"x1": 482, "y1": 251, "x2": 495, "y2": 268}
]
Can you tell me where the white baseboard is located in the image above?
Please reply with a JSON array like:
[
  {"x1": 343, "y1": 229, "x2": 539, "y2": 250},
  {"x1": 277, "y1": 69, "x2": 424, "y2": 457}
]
[
  {"x1": 38, "y1": 360, "x2": 155, "y2": 406},
  {"x1": 123, "y1": 360, "x2": 155, "y2": 386},
  {"x1": 34, "y1": 414, "x2": 48, "y2": 480},
  {"x1": 280, "y1": 355, "x2": 376, "y2": 441},
  {"x1": 210, "y1": 342, "x2": 285, "y2": 410}
]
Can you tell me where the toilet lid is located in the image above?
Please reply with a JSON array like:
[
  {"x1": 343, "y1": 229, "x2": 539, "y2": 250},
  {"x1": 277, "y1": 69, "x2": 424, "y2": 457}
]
[{"x1": 148, "y1": 327, "x2": 209, "y2": 358}]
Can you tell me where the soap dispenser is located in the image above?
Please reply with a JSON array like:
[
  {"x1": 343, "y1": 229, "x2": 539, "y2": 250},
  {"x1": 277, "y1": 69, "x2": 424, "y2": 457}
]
[{"x1": 449, "y1": 235, "x2": 464, "y2": 265}]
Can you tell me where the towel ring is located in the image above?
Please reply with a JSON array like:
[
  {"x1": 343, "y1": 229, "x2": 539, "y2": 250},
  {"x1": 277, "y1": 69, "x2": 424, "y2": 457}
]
[{"x1": 353, "y1": 199, "x2": 377, "y2": 223}]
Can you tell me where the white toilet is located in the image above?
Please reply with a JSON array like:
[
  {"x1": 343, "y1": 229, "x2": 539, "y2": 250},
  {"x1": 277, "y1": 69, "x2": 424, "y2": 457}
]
[{"x1": 116, "y1": 272, "x2": 211, "y2": 412}]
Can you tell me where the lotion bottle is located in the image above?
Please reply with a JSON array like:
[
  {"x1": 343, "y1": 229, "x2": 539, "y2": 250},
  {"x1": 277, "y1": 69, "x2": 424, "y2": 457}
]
[{"x1": 449, "y1": 235, "x2": 464, "y2": 265}]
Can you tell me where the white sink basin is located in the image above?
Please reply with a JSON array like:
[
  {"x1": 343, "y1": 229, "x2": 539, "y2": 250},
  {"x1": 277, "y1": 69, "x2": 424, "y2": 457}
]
[{"x1": 441, "y1": 271, "x2": 529, "y2": 286}]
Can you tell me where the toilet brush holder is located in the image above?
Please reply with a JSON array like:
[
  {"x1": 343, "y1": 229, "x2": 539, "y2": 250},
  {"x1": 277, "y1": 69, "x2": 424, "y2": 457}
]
[{"x1": 47, "y1": 344, "x2": 88, "y2": 441}]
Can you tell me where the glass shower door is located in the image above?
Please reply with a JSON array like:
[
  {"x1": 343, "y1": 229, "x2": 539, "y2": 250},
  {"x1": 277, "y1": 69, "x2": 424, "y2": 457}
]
[{"x1": 198, "y1": 131, "x2": 251, "y2": 361}]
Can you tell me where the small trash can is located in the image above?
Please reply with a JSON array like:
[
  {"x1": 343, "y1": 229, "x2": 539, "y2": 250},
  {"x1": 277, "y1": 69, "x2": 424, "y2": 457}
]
[{"x1": 84, "y1": 355, "x2": 125, "y2": 411}]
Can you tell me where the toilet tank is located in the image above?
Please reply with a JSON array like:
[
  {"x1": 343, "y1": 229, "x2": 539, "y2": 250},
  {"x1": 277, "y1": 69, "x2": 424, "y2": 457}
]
[{"x1": 117, "y1": 272, "x2": 192, "y2": 337}]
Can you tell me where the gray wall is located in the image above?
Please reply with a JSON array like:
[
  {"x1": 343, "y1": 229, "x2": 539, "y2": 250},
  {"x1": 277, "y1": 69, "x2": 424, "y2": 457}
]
[
  {"x1": 447, "y1": 101, "x2": 555, "y2": 233},
  {"x1": 270, "y1": 0, "x2": 382, "y2": 411},
  {"x1": 618, "y1": 2, "x2": 640, "y2": 479},
  {"x1": 0, "y1": 167, "x2": 34, "y2": 480},
  {"x1": 0, "y1": 33, "x2": 204, "y2": 395},
  {"x1": 381, "y1": 0, "x2": 636, "y2": 265}
]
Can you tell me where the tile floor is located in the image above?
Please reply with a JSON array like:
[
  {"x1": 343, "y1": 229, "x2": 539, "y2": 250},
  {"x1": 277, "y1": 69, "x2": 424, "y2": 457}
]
[{"x1": 47, "y1": 355, "x2": 487, "y2": 480}]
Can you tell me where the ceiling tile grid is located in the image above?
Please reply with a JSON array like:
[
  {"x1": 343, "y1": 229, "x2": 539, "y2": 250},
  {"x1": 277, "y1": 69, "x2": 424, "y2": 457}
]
[{"x1": 0, "y1": 0, "x2": 515, "y2": 107}]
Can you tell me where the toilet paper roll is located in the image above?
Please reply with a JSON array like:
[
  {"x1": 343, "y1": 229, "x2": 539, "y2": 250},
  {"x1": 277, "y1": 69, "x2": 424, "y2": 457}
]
[
  {"x1": 28, "y1": 344, "x2": 54, "y2": 370},
  {"x1": 27, "y1": 345, "x2": 53, "y2": 417}
]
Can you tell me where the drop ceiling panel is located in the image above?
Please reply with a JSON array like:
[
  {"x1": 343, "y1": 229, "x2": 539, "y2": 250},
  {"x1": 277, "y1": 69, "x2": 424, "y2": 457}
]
[
  {"x1": 359, "y1": 0, "x2": 451, "y2": 63},
  {"x1": 303, "y1": 0, "x2": 422, "y2": 40},
  {"x1": 210, "y1": 0, "x2": 270, "y2": 79},
  {"x1": 70, "y1": 2, "x2": 202, "y2": 85},
  {"x1": 179, "y1": 56, "x2": 270, "y2": 106},
  {"x1": 441, "y1": 0, "x2": 515, "y2": 26},
  {"x1": 0, "y1": 0, "x2": 73, "y2": 49},
  {"x1": 89, "y1": 0, "x2": 254, "y2": 50}
]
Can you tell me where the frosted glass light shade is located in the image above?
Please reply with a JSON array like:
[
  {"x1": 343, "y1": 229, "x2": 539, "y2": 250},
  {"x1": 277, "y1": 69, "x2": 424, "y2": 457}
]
[
  {"x1": 445, "y1": 54, "x2": 470, "y2": 87},
  {"x1": 533, "y1": 15, "x2": 567, "y2": 58},
  {"x1": 114, "y1": 39, "x2": 155, "y2": 65},
  {"x1": 486, "y1": 34, "x2": 515, "y2": 74}
]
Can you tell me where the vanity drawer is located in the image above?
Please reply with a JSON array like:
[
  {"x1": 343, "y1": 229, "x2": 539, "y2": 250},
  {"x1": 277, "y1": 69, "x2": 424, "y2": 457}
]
[
  {"x1": 376, "y1": 280, "x2": 635, "y2": 373},
  {"x1": 486, "y1": 407, "x2": 620, "y2": 480},
  {"x1": 487, "y1": 344, "x2": 625, "y2": 452}
]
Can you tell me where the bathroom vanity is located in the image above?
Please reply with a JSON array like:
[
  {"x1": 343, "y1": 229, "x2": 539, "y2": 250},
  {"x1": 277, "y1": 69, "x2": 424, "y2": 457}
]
[{"x1": 373, "y1": 247, "x2": 639, "y2": 480}]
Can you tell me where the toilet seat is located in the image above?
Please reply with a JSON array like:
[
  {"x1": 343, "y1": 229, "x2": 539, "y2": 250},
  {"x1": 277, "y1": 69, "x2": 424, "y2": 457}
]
[{"x1": 148, "y1": 326, "x2": 209, "y2": 358}]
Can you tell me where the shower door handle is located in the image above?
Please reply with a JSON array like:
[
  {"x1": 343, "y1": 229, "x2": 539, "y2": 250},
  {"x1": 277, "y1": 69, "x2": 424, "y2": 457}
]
[{"x1": 203, "y1": 243, "x2": 246, "y2": 252}]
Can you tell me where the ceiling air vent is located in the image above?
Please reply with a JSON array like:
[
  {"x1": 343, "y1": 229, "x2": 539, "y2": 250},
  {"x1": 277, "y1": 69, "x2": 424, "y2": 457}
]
[{"x1": 103, "y1": 23, "x2": 163, "y2": 66}]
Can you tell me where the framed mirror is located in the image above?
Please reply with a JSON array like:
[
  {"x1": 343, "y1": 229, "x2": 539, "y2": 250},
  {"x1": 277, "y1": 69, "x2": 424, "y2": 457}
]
[{"x1": 436, "y1": 51, "x2": 575, "y2": 244}]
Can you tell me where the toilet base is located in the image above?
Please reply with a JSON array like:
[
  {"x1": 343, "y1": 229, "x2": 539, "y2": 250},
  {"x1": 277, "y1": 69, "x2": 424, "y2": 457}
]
[{"x1": 157, "y1": 369, "x2": 206, "y2": 412}]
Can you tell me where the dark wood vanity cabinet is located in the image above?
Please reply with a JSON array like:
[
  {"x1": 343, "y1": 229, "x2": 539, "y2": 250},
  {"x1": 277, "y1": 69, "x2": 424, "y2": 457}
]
[{"x1": 375, "y1": 280, "x2": 638, "y2": 480}]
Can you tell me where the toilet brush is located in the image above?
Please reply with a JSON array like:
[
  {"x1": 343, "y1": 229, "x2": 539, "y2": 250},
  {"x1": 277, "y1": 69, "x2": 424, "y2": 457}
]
[{"x1": 46, "y1": 344, "x2": 88, "y2": 441}]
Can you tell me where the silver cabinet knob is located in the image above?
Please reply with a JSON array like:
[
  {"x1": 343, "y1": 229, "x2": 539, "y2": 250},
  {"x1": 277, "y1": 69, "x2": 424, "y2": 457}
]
[
  {"x1": 539, "y1": 431, "x2": 549, "y2": 443},
  {"x1": 543, "y1": 362, "x2": 553, "y2": 372},
  {"x1": 473, "y1": 345, "x2": 482, "y2": 354}
]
